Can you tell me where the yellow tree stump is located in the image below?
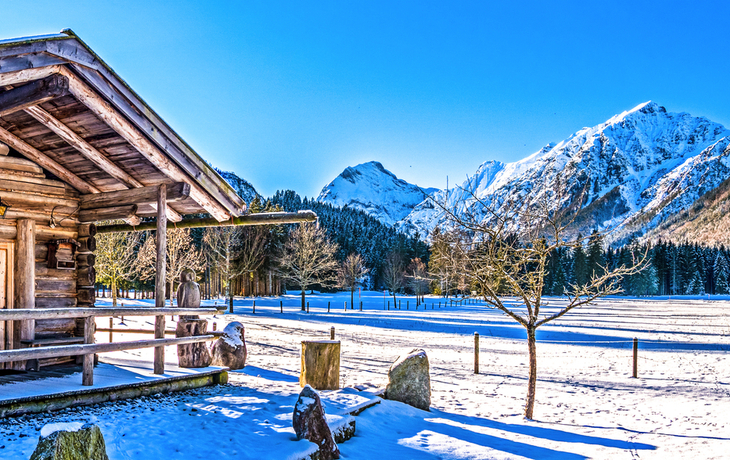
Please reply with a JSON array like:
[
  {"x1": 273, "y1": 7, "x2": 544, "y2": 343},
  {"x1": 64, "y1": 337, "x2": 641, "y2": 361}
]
[{"x1": 300, "y1": 340, "x2": 340, "y2": 390}]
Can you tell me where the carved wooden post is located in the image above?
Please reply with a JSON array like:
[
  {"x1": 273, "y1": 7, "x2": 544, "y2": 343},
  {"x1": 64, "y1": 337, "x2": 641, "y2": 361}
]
[
  {"x1": 82, "y1": 316, "x2": 95, "y2": 385},
  {"x1": 474, "y1": 332, "x2": 479, "y2": 374},
  {"x1": 300, "y1": 340, "x2": 340, "y2": 390},
  {"x1": 154, "y1": 184, "x2": 167, "y2": 374}
]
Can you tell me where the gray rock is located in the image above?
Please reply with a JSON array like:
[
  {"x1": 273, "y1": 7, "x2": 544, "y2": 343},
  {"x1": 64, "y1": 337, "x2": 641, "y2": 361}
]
[
  {"x1": 293, "y1": 385, "x2": 340, "y2": 460},
  {"x1": 385, "y1": 348, "x2": 431, "y2": 411},
  {"x1": 30, "y1": 423, "x2": 108, "y2": 460},
  {"x1": 210, "y1": 322, "x2": 247, "y2": 370}
]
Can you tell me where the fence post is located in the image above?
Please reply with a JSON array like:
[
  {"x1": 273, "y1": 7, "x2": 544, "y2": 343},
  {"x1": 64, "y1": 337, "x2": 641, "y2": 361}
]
[
  {"x1": 280, "y1": 300, "x2": 283, "y2": 313},
  {"x1": 407, "y1": 301, "x2": 409, "y2": 310},
  {"x1": 328, "y1": 301, "x2": 330, "y2": 312},
  {"x1": 307, "y1": 302, "x2": 310, "y2": 313},
  {"x1": 330, "y1": 326, "x2": 335, "y2": 340},
  {"x1": 633, "y1": 337, "x2": 638, "y2": 378},
  {"x1": 109, "y1": 317, "x2": 113, "y2": 343},
  {"x1": 360, "y1": 301, "x2": 362, "y2": 311},
  {"x1": 82, "y1": 316, "x2": 95, "y2": 386},
  {"x1": 253, "y1": 300, "x2": 256, "y2": 314},
  {"x1": 474, "y1": 332, "x2": 479, "y2": 374},
  {"x1": 399, "y1": 300, "x2": 401, "y2": 309},
  {"x1": 344, "y1": 301, "x2": 347, "y2": 311},
  {"x1": 387, "y1": 301, "x2": 390, "y2": 310}
]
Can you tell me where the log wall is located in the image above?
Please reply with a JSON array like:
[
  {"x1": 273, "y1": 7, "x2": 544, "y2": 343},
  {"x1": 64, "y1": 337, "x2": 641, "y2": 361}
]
[{"x1": 0, "y1": 154, "x2": 94, "y2": 368}]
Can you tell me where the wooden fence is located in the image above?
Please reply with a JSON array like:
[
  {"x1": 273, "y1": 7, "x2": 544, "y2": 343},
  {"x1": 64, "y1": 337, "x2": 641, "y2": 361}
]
[{"x1": 0, "y1": 307, "x2": 222, "y2": 386}]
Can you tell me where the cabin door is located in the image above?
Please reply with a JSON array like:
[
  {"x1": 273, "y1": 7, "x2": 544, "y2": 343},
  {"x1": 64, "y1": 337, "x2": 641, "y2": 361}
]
[{"x1": 0, "y1": 241, "x2": 13, "y2": 360}]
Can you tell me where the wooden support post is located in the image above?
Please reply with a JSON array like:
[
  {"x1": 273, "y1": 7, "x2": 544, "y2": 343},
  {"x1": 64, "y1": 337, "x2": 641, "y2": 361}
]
[
  {"x1": 327, "y1": 301, "x2": 330, "y2": 312},
  {"x1": 109, "y1": 317, "x2": 113, "y2": 343},
  {"x1": 307, "y1": 302, "x2": 309, "y2": 313},
  {"x1": 15, "y1": 219, "x2": 35, "y2": 370},
  {"x1": 360, "y1": 301, "x2": 362, "y2": 311},
  {"x1": 474, "y1": 332, "x2": 480, "y2": 374},
  {"x1": 82, "y1": 316, "x2": 95, "y2": 386},
  {"x1": 344, "y1": 301, "x2": 346, "y2": 311},
  {"x1": 633, "y1": 337, "x2": 638, "y2": 378},
  {"x1": 330, "y1": 326, "x2": 335, "y2": 340},
  {"x1": 280, "y1": 300, "x2": 283, "y2": 313},
  {"x1": 253, "y1": 300, "x2": 256, "y2": 314},
  {"x1": 154, "y1": 185, "x2": 167, "y2": 375}
]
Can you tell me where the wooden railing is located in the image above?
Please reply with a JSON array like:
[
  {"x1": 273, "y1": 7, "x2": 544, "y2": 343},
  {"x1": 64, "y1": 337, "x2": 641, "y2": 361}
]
[{"x1": 0, "y1": 307, "x2": 223, "y2": 386}]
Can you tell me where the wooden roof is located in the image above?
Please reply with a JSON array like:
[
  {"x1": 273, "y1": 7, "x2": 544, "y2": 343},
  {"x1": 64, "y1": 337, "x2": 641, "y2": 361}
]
[{"x1": 0, "y1": 30, "x2": 247, "y2": 222}]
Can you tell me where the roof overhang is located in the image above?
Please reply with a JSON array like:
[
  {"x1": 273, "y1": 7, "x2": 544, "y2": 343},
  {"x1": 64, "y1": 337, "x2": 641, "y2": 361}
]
[{"x1": 0, "y1": 30, "x2": 247, "y2": 221}]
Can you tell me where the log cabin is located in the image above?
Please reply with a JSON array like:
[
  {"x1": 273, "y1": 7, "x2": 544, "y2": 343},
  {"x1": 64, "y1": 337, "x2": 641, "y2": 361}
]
[{"x1": 0, "y1": 30, "x2": 313, "y2": 375}]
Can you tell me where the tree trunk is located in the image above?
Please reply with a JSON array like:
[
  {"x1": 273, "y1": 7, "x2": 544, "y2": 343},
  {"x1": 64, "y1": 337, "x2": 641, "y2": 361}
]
[
  {"x1": 525, "y1": 325, "x2": 538, "y2": 419},
  {"x1": 301, "y1": 289, "x2": 306, "y2": 311},
  {"x1": 350, "y1": 288, "x2": 354, "y2": 309},
  {"x1": 111, "y1": 278, "x2": 117, "y2": 308}
]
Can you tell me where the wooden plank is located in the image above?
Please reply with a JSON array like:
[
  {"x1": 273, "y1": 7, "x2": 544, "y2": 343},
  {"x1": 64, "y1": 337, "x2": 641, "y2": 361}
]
[
  {"x1": 78, "y1": 205, "x2": 138, "y2": 223},
  {"x1": 0, "y1": 307, "x2": 222, "y2": 321},
  {"x1": 24, "y1": 105, "x2": 143, "y2": 189},
  {"x1": 0, "y1": 335, "x2": 216, "y2": 362},
  {"x1": 79, "y1": 182, "x2": 190, "y2": 209},
  {"x1": 0, "y1": 177, "x2": 78, "y2": 197},
  {"x1": 0, "y1": 171, "x2": 78, "y2": 191},
  {"x1": 0, "y1": 75, "x2": 69, "y2": 118},
  {"x1": 35, "y1": 297, "x2": 77, "y2": 309},
  {"x1": 0, "y1": 125, "x2": 99, "y2": 194},
  {"x1": 35, "y1": 318, "x2": 76, "y2": 336},
  {"x1": 0, "y1": 189, "x2": 78, "y2": 209},
  {"x1": 60, "y1": 67, "x2": 232, "y2": 221}
]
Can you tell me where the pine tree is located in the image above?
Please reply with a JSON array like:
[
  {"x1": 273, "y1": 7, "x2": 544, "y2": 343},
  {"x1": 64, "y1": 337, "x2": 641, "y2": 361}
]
[
  {"x1": 587, "y1": 230, "x2": 604, "y2": 279},
  {"x1": 572, "y1": 235, "x2": 588, "y2": 288},
  {"x1": 714, "y1": 251, "x2": 730, "y2": 294}
]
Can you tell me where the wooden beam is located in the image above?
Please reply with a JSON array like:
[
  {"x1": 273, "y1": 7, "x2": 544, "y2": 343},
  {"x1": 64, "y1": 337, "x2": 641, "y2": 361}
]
[
  {"x1": 78, "y1": 205, "x2": 138, "y2": 223},
  {"x1": 82, "y1": 315, "x2": 94, "y2": 386},
  {"x1": 0, "y1": 335, "x2": 216, "y2": 363},
  {"x1": 155, "y1": 184, "x2": 167, "y2": 374},
  {"x1": 0, "y1": 307, "x2": 223, "y2": 321},
  {"x1": 0, "y1": 190, "x2": 78, "y2": 209},
  {"x1": 0, "y1": 66, "x2": 61, "y2": 88},
  {"x1": 59, "y1": 67, "x2": 231, "y2": 221},
  {"x1": 0, "y1": 75, "x2": 69, "y2": 118},
  {"x1": 0, "y1": 125, "x2": 99, "y2": 194},
  {"x1": 96, "y1": 210, "x2": 318, "y2": 233},
  {"x1": 24, "y1": 105, "x2": 142, "y2": 188},
  {"x1": 80, "y1": 182, "x2": 190, "y2": 209}
]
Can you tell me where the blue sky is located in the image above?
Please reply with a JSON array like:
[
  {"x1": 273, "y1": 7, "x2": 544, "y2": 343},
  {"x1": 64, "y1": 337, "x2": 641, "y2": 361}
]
[{"x1": 3, "y1": 1, "x2": 729, "y2": 198}]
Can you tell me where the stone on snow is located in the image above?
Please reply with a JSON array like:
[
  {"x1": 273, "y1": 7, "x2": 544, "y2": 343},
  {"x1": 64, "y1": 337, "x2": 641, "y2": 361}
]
[
  {"x1": 385, "y1": 348, "x2": 431, "y2": 411},
  {"x1": 30, "y1": 422, "x2": 109, "y2": 460},
  {"x1": 292, "y1": 385, "x2": 340, "y2": 460},
  {"x1": 211, "y1": 321, "x2": 247, "y2": 370}
]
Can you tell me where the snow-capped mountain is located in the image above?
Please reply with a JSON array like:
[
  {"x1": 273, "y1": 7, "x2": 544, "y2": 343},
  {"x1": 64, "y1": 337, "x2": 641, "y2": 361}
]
[
  {"x1": 317, "y1": 161, "x2": 438, "y2": 227},
  {"x1": 397, "y1": 102, "x2": 730, "y2": 244},
  {"x1": 216, "y1": 169, "x2": 261, "y2": 204}
]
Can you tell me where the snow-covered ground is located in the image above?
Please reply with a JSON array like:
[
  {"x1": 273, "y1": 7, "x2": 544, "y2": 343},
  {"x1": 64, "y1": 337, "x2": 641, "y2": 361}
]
[{"x1": 2, "y1": 292, "x2": 729, "y2": 459}]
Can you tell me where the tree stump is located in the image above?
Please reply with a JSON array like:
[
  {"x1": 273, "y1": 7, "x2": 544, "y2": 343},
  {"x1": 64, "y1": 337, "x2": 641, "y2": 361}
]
[
  {"x1": 176, "y1": 319, "x2": 212, "y2": 368},
  {"x1": 300, "y1": 340, "x2": 340, "y2": 390}
]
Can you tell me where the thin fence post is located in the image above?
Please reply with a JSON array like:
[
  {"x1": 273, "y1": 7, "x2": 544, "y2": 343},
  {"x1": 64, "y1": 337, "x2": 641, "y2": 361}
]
[
  {"x1": 280, "y1": 300, "x2": 283, "y2": 313},
  {"x1": 360, "y1": 301, "x2": 362, "y2": 311},
  {"x1": 330, "y1": 326, "x2": 335, "y2": 340},
  {"x1": 253, "y1": 300, "x2": 256, "y2": 314},
  {"x1": 633, "y1": 337, "x2": 638, "y2": 378},
  {"x1": 307, "y1": 302, "x2": 310, "y2": 313},
  {"x1": 474, "y1": 332, "x2": 479, "y2": 374},
  {"x1": 399, "y1": 300, "x2": 401, "y2": 309},
  {"x1": 407, "y1": 301, "x2": 409, "y2": 310},
  {"x1": 387, "y1": 301, "x2": 390, "y2": 310},
  {"x1": 109, "y1": 317, "x2": 113, "y2": 343},
  {"x1": 212, "y1": 322, "x2": 217, "y2": 331},
  {"x1": 328, "y1": 301, "x2": 330, "y2": 312},
  {"x1": 344, "y1": 301, "x2": 347, "y2": 311}
]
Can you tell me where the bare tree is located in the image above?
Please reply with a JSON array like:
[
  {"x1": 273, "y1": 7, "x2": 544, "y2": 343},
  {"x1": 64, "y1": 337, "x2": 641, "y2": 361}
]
[
  {"x1": 406, "y1": 257, "x2": 430, "y2": 305},
  {"x1": 382, "y1": 251, "x2": 405, "y2": 305},
  {"x1": 428, "y1": 228, "x2": 468, "y2": 297},
  {"x1": 338, "y1": 253, "x2": 369, "y2": 309},
  {"x1": 136, "y1": 228, "x2": 206, "y2": 304},
  {"x1": 275, "y1": 223, "x2": 339, "y2": 311},
  {"x1": 95, "y1": 230, "x2": 141, "y2": 307},
  {"x1": 434, "y1": 186, "x2": 643, "y2": 419}
]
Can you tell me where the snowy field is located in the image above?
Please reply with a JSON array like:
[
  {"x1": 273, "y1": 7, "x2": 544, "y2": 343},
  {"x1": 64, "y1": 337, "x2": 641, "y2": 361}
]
[{"x1": 1, "y1": 292, "x2": 729, "y2": 459}]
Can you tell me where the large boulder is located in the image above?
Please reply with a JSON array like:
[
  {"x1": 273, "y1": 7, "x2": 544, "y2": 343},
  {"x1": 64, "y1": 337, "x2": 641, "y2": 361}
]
[
  {"x1": 211, "y1": 322, "x2": 247, "y2": 370},
  {"x1": 385, "y1": 348, "x2": 431, "y2": 411},
  {"x1": 293, "y1": 385, "x2": 340, "y2": 460},
  {"x1": 30, "y1": 422, "x2": 109, "y2": 460}
]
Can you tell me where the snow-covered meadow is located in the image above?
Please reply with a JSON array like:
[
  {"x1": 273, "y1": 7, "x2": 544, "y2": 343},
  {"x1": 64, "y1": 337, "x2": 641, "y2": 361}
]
[{"x1": 1, "y1": 292, "x2": 729, "y2": 459}]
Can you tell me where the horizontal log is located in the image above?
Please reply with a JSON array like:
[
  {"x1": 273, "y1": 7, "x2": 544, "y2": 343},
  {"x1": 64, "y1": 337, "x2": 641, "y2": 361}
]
[
  {"x1": 77, "y1": 266, "x2": 96, "y2": 287},
  {"x1": 0, "y1": 335, "x2": 216, "y2": 363},
  {"x1": 96, "y1": 210, "x2": 318, "y2": 233},
  {"x1": 77, "y1": 287, "x2": 95, "y2": 304},
  {"x1": 76, "y1": 253, "x2": 96, "y2": 267},
  {"x1": 78, "y1": 223, "x2": 97, "y2": 238},
  {"x1": 5, "y1": 209, "x2": 79, "y2": 226},
  {"x1": 0, "y1": 171, "x2": 77, "y2": 191},
  {"x1": 96, "y1": 328, "x2": 176, "y2": 336},
  {"x1": 78, "y1": 205, "x2": 138, "y2": 223},
  {"x1": 0, "y1": 74, "x2": 69, "y2": 118},
  {"x1": 79, "y1": 182, "x2": 190, "y2": 210},
  {"x1": 36, "y1": 297, "x2": 77, "y2": 309},
  {"x1": 0, "y1": 155, "x2": 44, "y2": 175},
  {"x1": 0, "y1": 222, "x2": 78, "y2": 240},
  {"x1": 0, "y1": 307, "x2": 223, "y2": 321},
  {"x1": 0, "y1": 189, "x2": 79, "y2": 209}
]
